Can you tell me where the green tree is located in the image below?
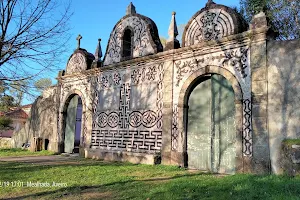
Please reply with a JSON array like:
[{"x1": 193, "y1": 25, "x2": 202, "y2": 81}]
[
  {"x1": 0, "y1": 116, "x2": 12, "y2": 130},
  {"x1": 0, "y1": 95, "x2": 16, "y2": 112},
  {"x1": 0, "y1": 81, "x2": 16, "y2": 112},
  {"x1": 9, "y1": 80, "x2": 28, "y2": 106},
  {"x1": 160, "y1": 37, "x2": 167, "y2": 48},
  {"x1": 240, "y1": 0, "x2": 300, "y2": 40},
  {"x1": 34, "y1": 78, "x2": 52, "y2": 94}
]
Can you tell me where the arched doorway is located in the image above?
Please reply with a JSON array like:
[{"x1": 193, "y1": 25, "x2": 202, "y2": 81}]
[
  {"x1": 64, "y1": 95, "x2": 83, "y2": 154},
  {"x1": 186, "y1": 74, "x2": 236, "y2": 174}
]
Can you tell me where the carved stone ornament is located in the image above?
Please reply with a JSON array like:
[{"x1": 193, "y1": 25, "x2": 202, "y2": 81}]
[
  {"x1": 66, "y1": 53, "x2": 87, "y2": 75},
  {"x1": 171, "y1": 46, "x2": 252, "y2": 157},
  {"x1": 103, "y1": 15, "x2": 162, "y2": 66},
  {"x1": 91, "y1": 63, "x2": 164, "y2": 154},
  {"x1": 184, "y1": 9, "x2": 234, "y2": 46}
]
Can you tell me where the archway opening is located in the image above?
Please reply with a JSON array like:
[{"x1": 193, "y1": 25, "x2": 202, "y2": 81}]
[
  {"x1": 122, "y1": 28, "x2": 133, "y2": 59},
  {"x1": 63, "y1": 94, "x2": 83, "y2": 154},
  {"x1": 185, "y1": 74, "x2": 236, "y2": 174}
]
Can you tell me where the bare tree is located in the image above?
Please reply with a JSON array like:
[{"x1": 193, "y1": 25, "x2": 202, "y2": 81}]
[{"x1": 0, "y1": 0, "x2": 72, "y2": 84}]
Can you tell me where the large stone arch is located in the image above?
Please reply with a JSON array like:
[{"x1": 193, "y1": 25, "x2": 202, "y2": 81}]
[
  {"x1": 59, "y1": 89, "x2": 87, "y2": 153},
  {"x1": 176, "y1": 65, "x2": 249, "y2": 173}
]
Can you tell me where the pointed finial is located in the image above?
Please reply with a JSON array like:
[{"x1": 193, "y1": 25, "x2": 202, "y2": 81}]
[
  {"x1": 126, "y1": 2, "x2": 136, "y2": 15},
  {"x1": 94, "y1": 38, "x2": 102, "y2": 61},
  {"x1": 165, "y1": 11, "x2": 180, "y2": 50},
  {"x1": 206, "y1": 0, "x2": 215, "y2": 7},
  {"x1": 167, "y1": 11, "x2": 178, "y2": 42},
  {"x1": 76, "y1": 34, "x2": 82, "y2": 49}
]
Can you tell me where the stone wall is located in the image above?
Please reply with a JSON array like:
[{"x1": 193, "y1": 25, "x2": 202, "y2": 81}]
[
  {"x1": 267, "y1": 40, "x2": 300, "y2": 174},
  {"x1": 11, "y1": 87, "x2": 59, "y2": 152},
  {"x1": 0, "y1": 138, "x2": 12, "y2": 148},
  {"x1": 88, "y1": 61, "x2": 164, "y2": 164}
]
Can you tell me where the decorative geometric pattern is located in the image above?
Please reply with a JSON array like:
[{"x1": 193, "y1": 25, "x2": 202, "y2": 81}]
[
  {"x1": 156, "y1": 63, "x2": 164, "y2": 129},
  {"x1": 91, "y1": 63, "x2": 164, "y2": 154},
  {"x1": 129, "y1": 111, "x2": 157, "y2": 128},
  {"x1": 91, "y1": 130, "x2": 162, "y2": 153},
  {"x1": 119, "y1": 83, "x2": 131, "y2": 129},
  {"x1": 184, "y1": 9, "x2": 234, "y2": 46},
  {"x1": 171, "y1": 104, "x2": 179, "y2": 151},
  {"x1": 243, "y1": 99, "x2": 252, "y2": 156}
]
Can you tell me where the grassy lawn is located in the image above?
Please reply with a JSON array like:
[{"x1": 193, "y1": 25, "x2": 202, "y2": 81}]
[
  {"x1": 0, "y1": 157, "x2": 300, "y2": 200},
  {"x1": 0, "y1": 148, "x2": 55, "y2": 157}
]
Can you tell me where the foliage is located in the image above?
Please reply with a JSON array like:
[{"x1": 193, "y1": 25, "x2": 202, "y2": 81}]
[
  {"x1": 0, "y1": 116, "x2": 12, "y2": 130},
  {"x1": 240, "y1": 0, "x2": 300, "y2": 40},
  {"x1": 0, "y1": 159, "x2": 300, "y2": 199},
  {"x1": 0, "y1": 95, "x2": 16, "y2": 112},
  {"x1": 0, "y1": 81, "x2": 16, "y2": 111},
  {"x1": 0, "y1": 0, "x2": 72, "y2": 85},
  {"x1": 160, "y1": 37, "x2": 167, "y2": 48},
  {"x1": 9, "y1": 80, "x2": 28, "y2": 106},
  {"x1": 34, "y1": 78, "x2": 52, "y2": 94}
]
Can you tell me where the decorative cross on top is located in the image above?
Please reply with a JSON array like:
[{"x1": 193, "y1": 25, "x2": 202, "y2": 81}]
[{"x1": 76, "y1": 34, "x2": 82, "y2": 49}]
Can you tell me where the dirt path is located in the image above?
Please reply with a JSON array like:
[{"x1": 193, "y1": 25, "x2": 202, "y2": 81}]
[{"x1": 0, "y1": 155, "x2": 83, "y2": 165}]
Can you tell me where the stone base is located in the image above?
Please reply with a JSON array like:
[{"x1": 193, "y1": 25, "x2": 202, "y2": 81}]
[
  {"x1": 164, "y1": 40, "x2": 180, "y2": 51},
  {"x1": 281, "y1": 144, "x2": 300, "y2": 176},
  {"x1": 85, "y1": 148, "x2": 158, "y2": 165},
  {"x1": 161, "y1": 151, "x2": 185, "y2": 167}
]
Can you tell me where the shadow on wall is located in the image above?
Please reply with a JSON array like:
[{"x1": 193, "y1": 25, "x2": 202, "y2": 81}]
[
  {"x1": 89, "y1": 65, "x2": 163, "y2": 164},
  {"x1": 11, "y1": 87, "x2": 58, "y2": 151},
  {"x1": 267, "y1": 40, "x2": 300, "y2": 174}
]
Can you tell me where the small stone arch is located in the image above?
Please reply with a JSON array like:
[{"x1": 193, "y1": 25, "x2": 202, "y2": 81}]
[
  {"x1": 176, "y1": 65, "x2": 246, "y2": 173},
  {"x1": 121, "y1": 26, "x2": 134, "y2": 61},
  {"x1": 59, "y1": 89, "x2": 87, "y2": 153}
]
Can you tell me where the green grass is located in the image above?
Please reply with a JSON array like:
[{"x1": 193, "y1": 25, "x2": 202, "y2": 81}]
[
  {"x1": 0, "y1": 148, "x2": 55, "y2": 157},
  {"x1": 282, "y1": 139, "x2": 300, "y2": 147},
  {"x1": 0, "y1": 157, "x2": 300, "y2": 200}
]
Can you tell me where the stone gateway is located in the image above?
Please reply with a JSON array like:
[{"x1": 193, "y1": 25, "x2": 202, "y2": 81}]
[{"x1": 12, "y1": 1, "x2": 300, "y2": 174}]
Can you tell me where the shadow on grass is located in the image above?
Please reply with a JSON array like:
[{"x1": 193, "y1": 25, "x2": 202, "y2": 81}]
[
  {"x1": 0, "y1": 159, "x2": 137, "y2": 176},
  {"x1": 2, "y1": 173, "x2": 300, "y2": 200}
]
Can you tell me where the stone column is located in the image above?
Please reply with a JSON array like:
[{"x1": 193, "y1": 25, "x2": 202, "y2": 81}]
[
  {"x1": 250, "y1": 12, "x2": 271, "y2": 174},
  {"x1": 161, "y1": 57, "x2": 174, "y2": 165}
]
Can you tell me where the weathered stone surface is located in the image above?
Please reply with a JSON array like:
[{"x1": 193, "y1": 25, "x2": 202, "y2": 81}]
[
  {"x1": 12, "y1": 86, "x2": 59, "y2": 152},
  {"x1": 281, "y1": 143, "x2": 300, "y2": 176},
  {"x1": 86, "y1": 149, "x2": 157, "y2": 165},
  {"x1": 252, "y1": 68, "x2": 266, "y2": 81},
  {"x1": 268, "y1": 40, "x2": 300, "y2": 174},
  {"x1": 183, "y1": 2, "x2": 247, "y2": 46},
  {"x1": 252, "y1": 81, "x2": 267, "y2": 95}
]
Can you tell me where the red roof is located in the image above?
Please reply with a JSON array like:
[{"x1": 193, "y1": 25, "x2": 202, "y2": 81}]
[
  {"x1": 0, "y1": 130, "x2": 13, "y2": 138},
  {"x1": 21, "y1": 104, "x2": 32, "y2": 109},
  {"x1": 1, "y1": 109, "x2": 28, "y2": 119}
]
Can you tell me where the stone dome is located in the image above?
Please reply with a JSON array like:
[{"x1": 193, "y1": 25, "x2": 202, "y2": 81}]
[
  {"x1": 65, "y1": 48, "x2": 95, "y2": 75},
  {"x1": 103, "y1": 3, "x2": 163, "y2": 66},
  {"x1": 182, "y1": 0, "x2": 248, "y2": 47}
]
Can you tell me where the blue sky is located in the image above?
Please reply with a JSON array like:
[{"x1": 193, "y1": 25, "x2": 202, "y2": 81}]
[
  {"x1": 23, "y1": 0, "x2": 241, "y2": 105},
  {"x1": 67, "y1": 0, "x2": 240, "y2": 61}
]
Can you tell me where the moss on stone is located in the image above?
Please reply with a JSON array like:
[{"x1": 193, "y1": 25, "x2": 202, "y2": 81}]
[{"x1": 282, "y1": 139, "x2": 300, "y2": 148}]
